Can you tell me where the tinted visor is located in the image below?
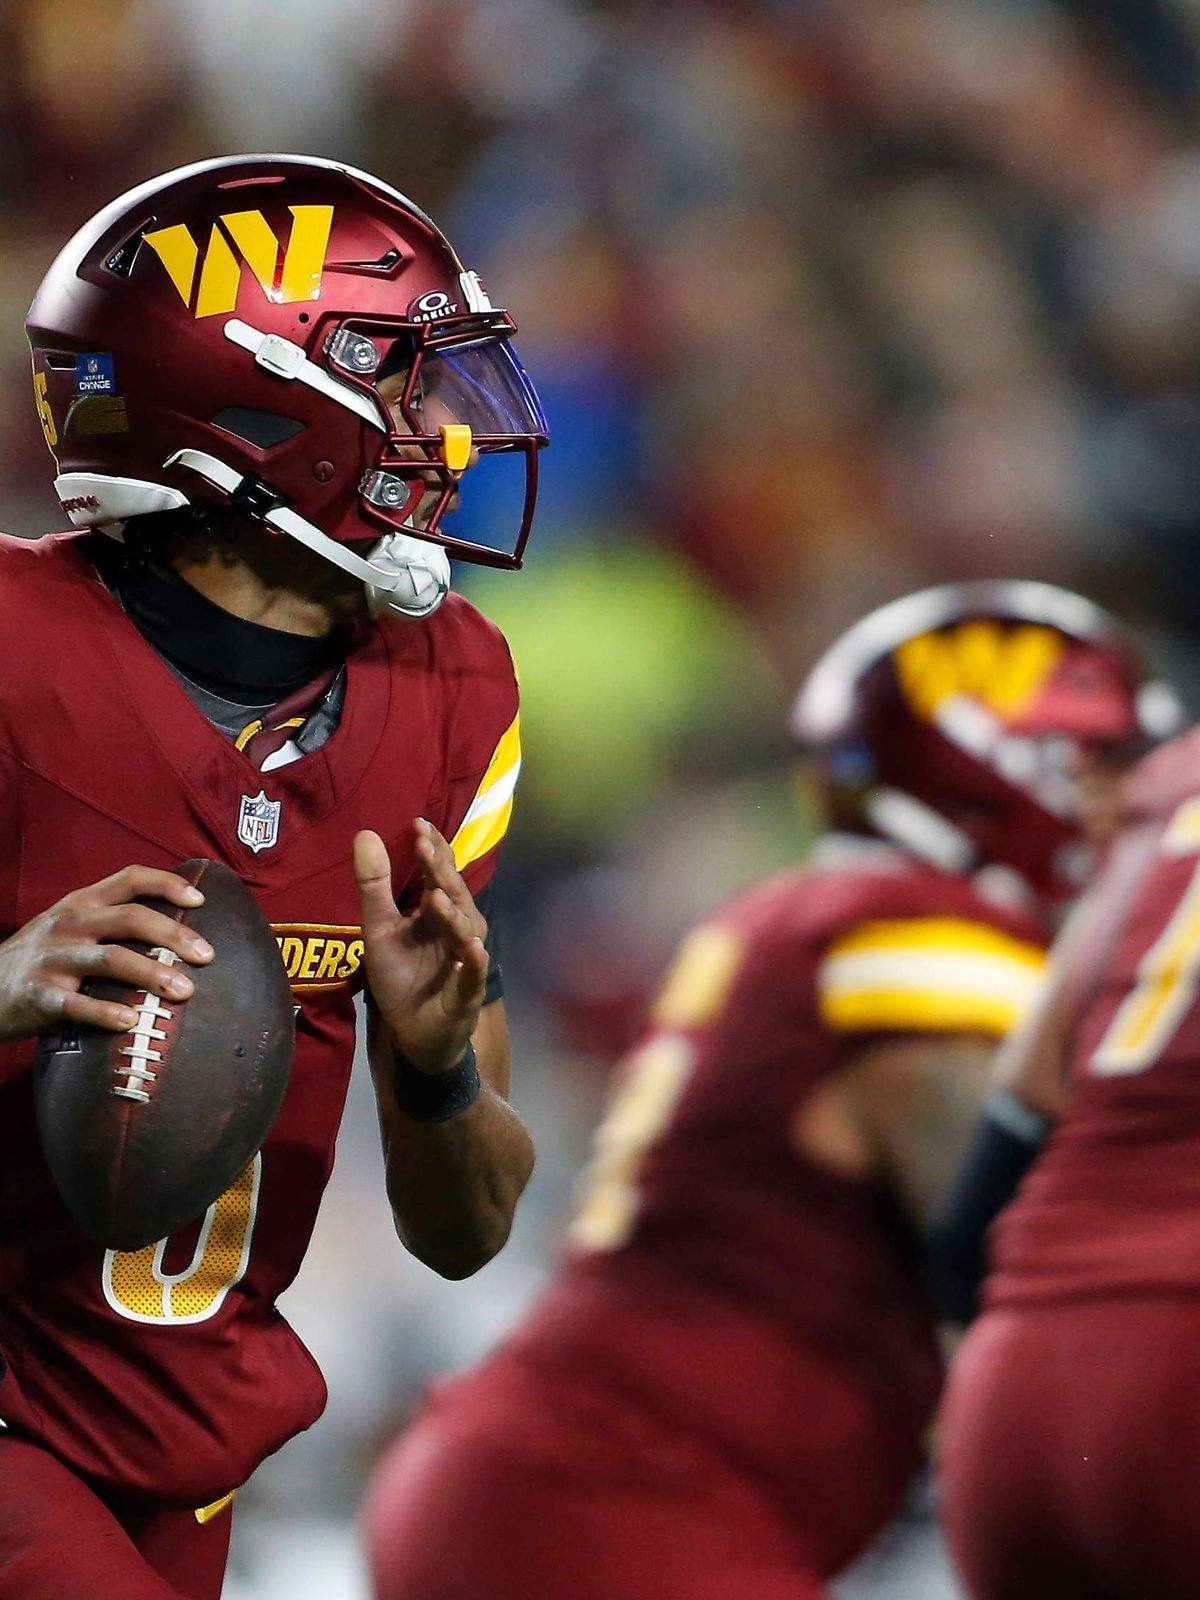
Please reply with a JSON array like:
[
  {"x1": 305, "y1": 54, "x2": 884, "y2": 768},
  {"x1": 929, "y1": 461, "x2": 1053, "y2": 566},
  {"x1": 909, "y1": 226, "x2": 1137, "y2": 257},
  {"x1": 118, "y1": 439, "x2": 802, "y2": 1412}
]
[
  {"x1": 409, "y1": 337, "x2": 547, "y2": 440},
  {"x1": 371, "y1": 331, "x2": 546, "y2": 567}
]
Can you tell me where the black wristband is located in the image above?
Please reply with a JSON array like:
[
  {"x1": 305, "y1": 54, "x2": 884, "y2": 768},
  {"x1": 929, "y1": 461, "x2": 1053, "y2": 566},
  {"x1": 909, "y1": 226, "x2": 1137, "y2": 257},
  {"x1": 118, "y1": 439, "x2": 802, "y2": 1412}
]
[{"x1": 391, "y1": 1041, "x2": 481, "y2": 1123}]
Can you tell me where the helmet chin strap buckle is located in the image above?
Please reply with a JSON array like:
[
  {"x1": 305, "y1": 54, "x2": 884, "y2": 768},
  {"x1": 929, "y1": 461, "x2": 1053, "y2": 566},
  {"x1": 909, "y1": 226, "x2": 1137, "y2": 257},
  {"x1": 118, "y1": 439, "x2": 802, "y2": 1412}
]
[
  {"x1": 229, "y1": 472, "x2": 289, "y2": 522},
  {"x1": 164, "y1": 447, "x2": 451, "y2": 620}
]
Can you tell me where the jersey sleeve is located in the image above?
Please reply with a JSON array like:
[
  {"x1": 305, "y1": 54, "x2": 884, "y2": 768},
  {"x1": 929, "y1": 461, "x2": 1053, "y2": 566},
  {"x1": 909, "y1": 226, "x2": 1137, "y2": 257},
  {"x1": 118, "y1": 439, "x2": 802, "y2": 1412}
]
[
  {"x1": 447, "y1": 706, "x2": 521, "y2": 888},
  {"x1": 436, "y1": 607, "x2": 521, "y2": 900},
  {"x1": 817, "y1": 916, "x2": 1047, "y2": 1038}
]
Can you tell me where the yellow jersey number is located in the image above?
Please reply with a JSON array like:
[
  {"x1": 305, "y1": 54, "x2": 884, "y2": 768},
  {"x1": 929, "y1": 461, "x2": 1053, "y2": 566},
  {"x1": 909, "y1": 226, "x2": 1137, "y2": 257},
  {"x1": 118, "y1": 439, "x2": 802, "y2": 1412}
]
[
  {"x1": 1093, "y1": 800, "x2": 1200, "y2": 1076},
  {"x1": 33, "y1": 370, "x2": 58, "y2": 451},
  {"x1": 570, "y1": 923, "x2": 744, "y2": 1253},
  {"x1": 102, "y1": 1157, "x2": 261, "y2": 1325}
]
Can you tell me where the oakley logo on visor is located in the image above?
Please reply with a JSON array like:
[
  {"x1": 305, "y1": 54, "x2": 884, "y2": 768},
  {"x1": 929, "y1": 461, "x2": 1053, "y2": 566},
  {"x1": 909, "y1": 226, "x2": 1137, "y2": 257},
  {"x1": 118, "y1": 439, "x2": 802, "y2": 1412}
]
[{"x1": 143, "y1": 207, "x2": 334, "y2": 320}]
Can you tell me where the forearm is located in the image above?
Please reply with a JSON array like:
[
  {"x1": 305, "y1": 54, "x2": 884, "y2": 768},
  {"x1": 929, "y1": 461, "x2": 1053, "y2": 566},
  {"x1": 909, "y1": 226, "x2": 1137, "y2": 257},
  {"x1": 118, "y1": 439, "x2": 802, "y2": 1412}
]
[
  {"x1": 356, "y1": 824, "x2": 535, "y2": 1278},
  {"x1": 368, "y1": 993, "x2": 535, "y2": 1277},
  {"x1": 376, "y1": 1076, "x2": 535, "y2": 1278}
]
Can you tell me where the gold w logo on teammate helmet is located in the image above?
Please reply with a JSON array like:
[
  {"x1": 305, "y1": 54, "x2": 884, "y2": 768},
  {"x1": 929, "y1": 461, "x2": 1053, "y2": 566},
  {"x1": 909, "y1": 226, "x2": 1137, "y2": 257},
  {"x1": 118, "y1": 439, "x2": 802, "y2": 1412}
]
[
  {"x1": 894, "y1": 622, "x2": 1066, "y2": 722},
  {"x1": 142, "y1": 207, "x2": 334, "y2": 319}
]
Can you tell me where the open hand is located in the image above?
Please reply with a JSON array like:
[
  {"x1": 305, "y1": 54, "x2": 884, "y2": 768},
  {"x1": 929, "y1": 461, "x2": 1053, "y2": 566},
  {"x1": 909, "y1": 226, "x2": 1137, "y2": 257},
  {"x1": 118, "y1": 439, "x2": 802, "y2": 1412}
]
[{"x1": 354, "y1": 821, "x2": 488, "y2": 1074}]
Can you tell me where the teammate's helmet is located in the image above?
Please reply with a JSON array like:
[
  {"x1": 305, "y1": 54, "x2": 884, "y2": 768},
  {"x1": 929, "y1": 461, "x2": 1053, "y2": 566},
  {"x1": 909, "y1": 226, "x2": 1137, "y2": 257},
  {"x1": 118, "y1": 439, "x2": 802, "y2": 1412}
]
[
  {"x1": 792, "y1": 581, "x2": 1183, "y2": 898},
  {"x1": 26, "y1": 155, "x2": 548, "y2": 616}
]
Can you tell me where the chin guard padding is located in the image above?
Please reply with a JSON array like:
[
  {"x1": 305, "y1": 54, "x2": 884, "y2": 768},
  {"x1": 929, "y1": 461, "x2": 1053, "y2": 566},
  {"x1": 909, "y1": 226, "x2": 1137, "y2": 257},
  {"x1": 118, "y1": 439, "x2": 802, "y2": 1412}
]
[{"x1": 363, "y1": 532, "x2": 451, "y2": 620}]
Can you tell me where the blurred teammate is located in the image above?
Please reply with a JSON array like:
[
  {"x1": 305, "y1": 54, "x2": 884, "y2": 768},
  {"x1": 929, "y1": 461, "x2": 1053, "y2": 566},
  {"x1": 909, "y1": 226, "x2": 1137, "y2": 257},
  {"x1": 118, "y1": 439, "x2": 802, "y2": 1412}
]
[
  {"x1": 940, "y1": 705, "x2": 1200, "y2": 1597},
  {"x1": 365, "y1": 582, "x2": 1177, "y2": 1600},
  {"x1": 0, "y1": 156, "x2": 548, "y2": 1598}
]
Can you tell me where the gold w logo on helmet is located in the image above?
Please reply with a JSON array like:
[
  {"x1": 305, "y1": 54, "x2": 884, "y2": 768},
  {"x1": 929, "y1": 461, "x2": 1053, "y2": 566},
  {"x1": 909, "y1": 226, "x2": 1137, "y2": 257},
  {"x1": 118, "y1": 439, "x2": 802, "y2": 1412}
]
[
  {"x1": 142, "y1": 207, "x2": 334, "y2": 320},
  {"x1": 894, "y1": 622, "x2": 1065, "y2": 722}
]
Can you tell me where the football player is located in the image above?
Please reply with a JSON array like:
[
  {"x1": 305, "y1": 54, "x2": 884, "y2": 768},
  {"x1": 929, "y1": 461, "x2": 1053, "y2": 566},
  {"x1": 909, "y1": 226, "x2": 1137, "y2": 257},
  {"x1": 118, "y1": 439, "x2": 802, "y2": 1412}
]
[
  {"x1": 364, "y1": 582, "x2": 1179, "y2": 1600},
  {"x1": 0, "y1": 155, "x2": 548, "y2": 1599},
  {"x1": 940, "y1": 691, "x2": 1200, "y2": 1595}
]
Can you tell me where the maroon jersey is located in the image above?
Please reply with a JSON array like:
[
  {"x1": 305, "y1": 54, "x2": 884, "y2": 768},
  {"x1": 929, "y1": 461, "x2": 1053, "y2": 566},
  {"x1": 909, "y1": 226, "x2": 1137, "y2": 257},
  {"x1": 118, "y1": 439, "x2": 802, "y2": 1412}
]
[
  {"x1": 0, "y1": 532, "x2": 521, "y2": 1507},
  {"x1": 989, "y1": 725, "x2": 1200, "y2": 1308},
  {"x1": 497, "y1": 841, "x2": 1047, "y2": 1518}
]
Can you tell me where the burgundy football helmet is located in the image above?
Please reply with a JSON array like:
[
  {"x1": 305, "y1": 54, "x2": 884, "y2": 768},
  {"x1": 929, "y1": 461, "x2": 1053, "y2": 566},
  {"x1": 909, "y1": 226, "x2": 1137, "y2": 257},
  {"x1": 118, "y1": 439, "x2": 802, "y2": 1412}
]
[
  {"x1": 26, "y1": 154, "x2": 548, "y2": 617},
  {"x1": 792, "y1": 581, "x2": 1183, "y2": 898}
]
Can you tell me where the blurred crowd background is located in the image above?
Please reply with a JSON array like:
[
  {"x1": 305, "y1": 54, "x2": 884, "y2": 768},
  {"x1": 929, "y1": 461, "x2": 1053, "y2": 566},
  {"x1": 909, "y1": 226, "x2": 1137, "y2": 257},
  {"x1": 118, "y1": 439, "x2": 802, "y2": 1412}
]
[{"x1": 4, "y1": 0, "x2": 1200, "y2": 1593}]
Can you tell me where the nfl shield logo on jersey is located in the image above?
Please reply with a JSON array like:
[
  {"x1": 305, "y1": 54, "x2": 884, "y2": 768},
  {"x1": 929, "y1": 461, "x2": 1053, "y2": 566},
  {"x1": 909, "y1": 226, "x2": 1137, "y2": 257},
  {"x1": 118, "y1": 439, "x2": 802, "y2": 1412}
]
[{"x1": 237, "y1": 790, "x2": 282, "y2": 854}]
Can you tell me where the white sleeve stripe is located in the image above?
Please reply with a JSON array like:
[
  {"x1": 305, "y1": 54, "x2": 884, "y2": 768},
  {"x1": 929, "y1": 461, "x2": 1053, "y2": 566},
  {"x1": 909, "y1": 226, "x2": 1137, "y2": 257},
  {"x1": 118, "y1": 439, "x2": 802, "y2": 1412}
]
[
  {"x1": 457, "y1": 757, "x2": 521, "y2": 829},
  {"x1": 820, "y1": 949, "x2": 1045, "y2": 1006}
]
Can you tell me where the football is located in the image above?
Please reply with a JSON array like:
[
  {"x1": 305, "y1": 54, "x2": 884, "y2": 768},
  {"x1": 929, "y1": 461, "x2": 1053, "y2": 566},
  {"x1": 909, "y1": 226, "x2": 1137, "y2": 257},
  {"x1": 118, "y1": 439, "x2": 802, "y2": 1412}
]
[{"x1": 35, "y1": 859, "x2": 295, "y2": 1251}]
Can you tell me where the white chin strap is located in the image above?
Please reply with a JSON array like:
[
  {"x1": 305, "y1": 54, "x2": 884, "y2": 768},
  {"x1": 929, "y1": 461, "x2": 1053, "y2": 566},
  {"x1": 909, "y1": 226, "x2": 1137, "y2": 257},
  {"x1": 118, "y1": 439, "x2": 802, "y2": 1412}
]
[
  {"x1": 864, "y1": 786, "x2": 978, "y2": 875},
  {"x1": 165, "y1": 448, "x2": 450, "y2": 620}
]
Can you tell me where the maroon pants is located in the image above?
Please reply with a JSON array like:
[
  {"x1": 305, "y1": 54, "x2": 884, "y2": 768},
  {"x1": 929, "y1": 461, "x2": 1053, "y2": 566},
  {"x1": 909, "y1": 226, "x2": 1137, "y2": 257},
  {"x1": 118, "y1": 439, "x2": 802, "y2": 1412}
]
[
  {"x1": 364, "y1": 1349, "x2": 916, "y2": 1600},
  {"x1": 365, "y1": 1399, "x2": 827, "y2": 1600},
  {"x1": 0, "y1": 1435, "x2": 231, "y2": 1600},
  {"x1": 941, "y1": 1296, "x2": 1200, "y2": 1600}
]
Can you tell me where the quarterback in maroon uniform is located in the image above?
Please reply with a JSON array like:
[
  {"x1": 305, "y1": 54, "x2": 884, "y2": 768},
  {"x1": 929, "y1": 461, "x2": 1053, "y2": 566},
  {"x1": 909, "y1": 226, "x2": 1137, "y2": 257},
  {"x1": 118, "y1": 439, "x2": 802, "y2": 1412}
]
[
  {"x1": 941, "y1": 720, "x2": 1200, "y2": 1596},
  {"x1": 363, "y1": 583, "x2": 1178, "y2": 1600},
  {"x1": 0, "y1": 155, "x2": 548, "y2": 1598}
]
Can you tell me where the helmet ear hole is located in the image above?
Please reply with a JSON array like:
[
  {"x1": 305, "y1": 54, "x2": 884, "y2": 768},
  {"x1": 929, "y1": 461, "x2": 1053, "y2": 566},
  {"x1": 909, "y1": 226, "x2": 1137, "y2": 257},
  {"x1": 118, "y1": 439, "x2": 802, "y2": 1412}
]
[{"x1": 211, "y1": 409, "x2": 305, "y2": 449}]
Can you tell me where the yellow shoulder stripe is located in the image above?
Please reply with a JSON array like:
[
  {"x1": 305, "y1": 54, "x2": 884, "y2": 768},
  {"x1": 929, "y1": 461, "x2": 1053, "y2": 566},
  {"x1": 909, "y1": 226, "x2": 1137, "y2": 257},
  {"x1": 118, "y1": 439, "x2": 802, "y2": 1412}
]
[
  {"x1": 819, "y1": 917, "x2": 1046, "y2": 1038},
  {"x1": 830, "y1": 918, "x2": 1046, "y2": 966},
  {"x1": 450, "y1": 712, "x2": 521, "y2": 872}
]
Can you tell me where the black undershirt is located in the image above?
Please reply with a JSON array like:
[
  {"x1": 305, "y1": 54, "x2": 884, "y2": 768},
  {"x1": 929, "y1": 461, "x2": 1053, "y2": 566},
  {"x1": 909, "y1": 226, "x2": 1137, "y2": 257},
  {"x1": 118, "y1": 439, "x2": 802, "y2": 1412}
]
[
  {"x1": 89, "y1": 534, "x2": 504, "y2": 1000},
  {"x1": 92, "y1": 535, "x2": 342, "y2": 704}
]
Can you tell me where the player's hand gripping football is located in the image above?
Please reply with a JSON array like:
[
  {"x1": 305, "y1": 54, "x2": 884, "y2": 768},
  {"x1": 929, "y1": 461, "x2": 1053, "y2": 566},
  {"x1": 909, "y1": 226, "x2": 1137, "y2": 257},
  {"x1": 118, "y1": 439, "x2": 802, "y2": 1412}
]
[
  {"x1": 354, "y1": 820, "x2": 488, "y2": 1074},
  {"x1": 0, "y1": 866, "x2": 214, "y2": 1042}
]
